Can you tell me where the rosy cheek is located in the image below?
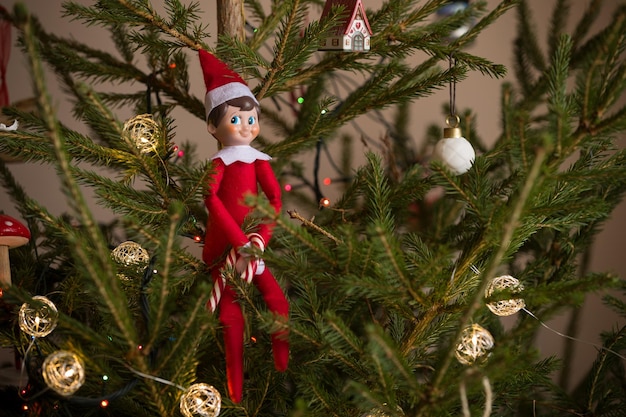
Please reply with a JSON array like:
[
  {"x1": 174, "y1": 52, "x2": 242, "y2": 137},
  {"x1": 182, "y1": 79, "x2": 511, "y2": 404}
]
[{"x1": 251, "y1": 125, "x2": 260, "y2": 136}]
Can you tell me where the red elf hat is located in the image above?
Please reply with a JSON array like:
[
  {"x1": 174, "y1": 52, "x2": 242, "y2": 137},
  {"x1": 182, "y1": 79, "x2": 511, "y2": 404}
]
[{"x1": 199, "y1": 49, "x2": 258, "y2": 120}]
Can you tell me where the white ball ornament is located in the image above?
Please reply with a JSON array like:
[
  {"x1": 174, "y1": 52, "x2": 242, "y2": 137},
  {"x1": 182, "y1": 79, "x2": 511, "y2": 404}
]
[
  {"x1": 19, "y1": 295, "x2": 59, "y2": 338},
  {"x1": 455, "y1": 324, "x2": 494, "y2": 366},
  {"x1": 434, "y1": 115, "x2": 475, "y2": 175},
  {"x1": 485, "y1": 275, "x2": 525, "y2": 317},
  {"x1": 179, "y1": 383, "x2": 222, "y2": 417},
  {"x1": 42, "y1": 350, "x2": 86, "y2": 396}
]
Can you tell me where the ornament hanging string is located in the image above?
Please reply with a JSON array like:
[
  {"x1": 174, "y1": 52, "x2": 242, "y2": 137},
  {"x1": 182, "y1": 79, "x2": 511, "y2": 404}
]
[
  {"x1": 449, "y1": 55, "x2": 457, "y2": 118},
  {"x1": 0, "y1": 6, "x2": 10, "y2": 107}
]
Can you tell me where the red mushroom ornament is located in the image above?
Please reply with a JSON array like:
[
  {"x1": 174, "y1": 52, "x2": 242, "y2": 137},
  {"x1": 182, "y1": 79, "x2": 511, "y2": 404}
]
[{"x1": 0, "y1": 214, "x2": 31, "y2": 288}]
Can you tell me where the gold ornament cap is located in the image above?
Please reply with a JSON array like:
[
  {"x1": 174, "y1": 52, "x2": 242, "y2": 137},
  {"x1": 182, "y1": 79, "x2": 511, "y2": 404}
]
[{"x1": 443, "y1": 114, "x2": 463, "y2": 138}]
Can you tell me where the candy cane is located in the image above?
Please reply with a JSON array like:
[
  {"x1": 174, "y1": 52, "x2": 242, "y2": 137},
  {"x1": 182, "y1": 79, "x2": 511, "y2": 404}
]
[{"x1": 208, "y1": 233, "x2": 265, "y2": 312}]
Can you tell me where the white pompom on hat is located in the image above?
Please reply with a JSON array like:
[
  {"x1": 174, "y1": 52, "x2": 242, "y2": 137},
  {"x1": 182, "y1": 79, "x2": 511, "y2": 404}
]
[{"x1": 199, "y1": 49, "x2": 258, "y2": 120}]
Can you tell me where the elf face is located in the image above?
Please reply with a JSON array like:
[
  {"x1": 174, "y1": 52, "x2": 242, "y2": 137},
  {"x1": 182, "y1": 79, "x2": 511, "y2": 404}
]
[{"x1": 208, "y1": 105, "x2": 260, "y2": 147}]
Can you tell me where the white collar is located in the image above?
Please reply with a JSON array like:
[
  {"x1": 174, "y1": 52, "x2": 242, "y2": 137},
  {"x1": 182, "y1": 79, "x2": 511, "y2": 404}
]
[{"x1": 211, "y1": 145, "x2": 271, "y2": 166}]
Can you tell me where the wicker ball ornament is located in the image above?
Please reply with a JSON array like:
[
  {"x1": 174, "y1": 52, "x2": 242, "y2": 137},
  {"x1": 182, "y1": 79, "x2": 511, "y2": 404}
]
[
  {"x1": 455, "y1": 324, "x2": 494, "y2": 365},
  {"x1": 485, "y1": 275, "x2": 525, "y2": 316},
  {"x1": 19, "y1": 295, "x2": 59, "y2": 338},
  {"x1": 42, "y1": 350, "x2": 86, "y2": 396},
  {"x1": 111, "y1": 241, "x2": 150, "y2": 267},
  {"x1": 179, "y1": 383, "x2": 222, "y2": 417},
  {"x1": 122, "y1": 114, "x2": 161, "y2": 154}
]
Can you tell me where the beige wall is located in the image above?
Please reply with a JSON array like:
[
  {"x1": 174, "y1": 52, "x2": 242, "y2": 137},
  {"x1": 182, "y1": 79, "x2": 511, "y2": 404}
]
[{"x1": 1, "y1": 0, "x2": 624, "y2": 389}]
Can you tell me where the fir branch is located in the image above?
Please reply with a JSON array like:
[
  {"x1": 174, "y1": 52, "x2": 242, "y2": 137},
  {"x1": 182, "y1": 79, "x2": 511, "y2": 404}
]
[
  {"x1": 375, "y1": 226, "x2": 426, "y2": 307},
  {"x1": 72, "y1": 0, "x2": 206, "y2": 50},
  {"x1": 143, "y1": 207, "x2": 180, "y2": 355},
  {"x1": 547, "y1": 0, "x2": 570, "y2": 60},
  {"x1": 287, "y1": 209, "x2": 341, "y2": 244},
  {"x1": 256, "y1": 0, "x2": 305, "y2": 100},
  {"x1": 546, "y1": 34, "x2": 574, "y2": 156},
  {"x1": 17, "y1": 1, "x2": 141, "y2": 354},
  {"x1": 570, "y1": 0, "x2": 603, "y2": 51},
  {"x1": 423, "y1": 146, "x2": 548, "y2": 414}
]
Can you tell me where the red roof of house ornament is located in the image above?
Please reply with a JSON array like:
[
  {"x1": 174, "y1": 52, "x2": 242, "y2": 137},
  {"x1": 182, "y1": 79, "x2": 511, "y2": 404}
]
[{"x1": 320, "y1": 0, "x2": 373, "y2": 36}]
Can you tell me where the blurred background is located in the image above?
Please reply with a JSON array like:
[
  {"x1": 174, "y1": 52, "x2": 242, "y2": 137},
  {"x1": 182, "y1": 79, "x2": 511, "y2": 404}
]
[{"x1": 0, "y1": 0, "x2": 624, "y2": 390}]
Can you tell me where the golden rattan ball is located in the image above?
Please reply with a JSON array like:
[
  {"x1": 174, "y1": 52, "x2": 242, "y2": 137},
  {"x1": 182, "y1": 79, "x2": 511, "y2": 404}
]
[
  {"x1": 111, "y1": 241, "x2": 150, "y2": 267},
  {"x1": 455, "y1": 324, "x2": 494, "y2": 366},
  {"x1": 19, "y1": 295, "x2": 59, "y2": 338},
  {"x1": 179, "y1": 383, "x2": 222, "y2": 417},
  {"x1": 122, "y1": 114, "x2": 161, "y2": 154},
  {"x1": 485, "y1": 275, "x2": 525, "y2": 316},
  {"x1": 42, "y1": 350, "x2": 85, "y2": 396}
]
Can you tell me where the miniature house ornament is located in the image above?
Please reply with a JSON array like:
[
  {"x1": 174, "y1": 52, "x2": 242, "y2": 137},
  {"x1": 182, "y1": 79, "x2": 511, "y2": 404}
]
[{"x1": 319, "y1": 0, "x2": 373, "y2": 52}]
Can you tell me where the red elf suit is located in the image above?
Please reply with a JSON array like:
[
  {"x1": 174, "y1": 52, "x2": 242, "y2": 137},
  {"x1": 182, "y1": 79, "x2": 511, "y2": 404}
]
[{"x1": 199, "y1": 49, "x2": 289, "y2": 404}]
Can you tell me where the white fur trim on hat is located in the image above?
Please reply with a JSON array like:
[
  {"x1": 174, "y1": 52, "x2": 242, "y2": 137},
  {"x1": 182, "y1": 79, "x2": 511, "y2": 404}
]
[{"x1": 205, "y1": 82, "x2": 258, "y2": 120}]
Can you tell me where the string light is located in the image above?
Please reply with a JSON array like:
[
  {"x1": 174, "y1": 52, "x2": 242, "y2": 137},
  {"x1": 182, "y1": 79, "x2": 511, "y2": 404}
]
[
  {"x1": 122, "y1": 114, "x2": 161, "y2": 154},
  {"x1": 19, "y1": 295, "x2": 59, "y2": 338},
  {"x1": 455, "y1": 323, "x2": 494, "y2": 365},
  {"x1": 319, "y1": 197, "x2": 331, "y2": 208},
  {"x1": 485, "y1": 275, "x2": 525, "y2": 316},
  {"x1": 179, "y1": 383, "x2": 221, "y2": 417},
  {"x1": 471, "y1": 265, "x2": 626, "y2": 363},
  {"x1": 111, "y1": 241, "x2": 150, "y2": 268},
  {"x1": 42, "y1": 350, "x2": 85, "y2": 396}
]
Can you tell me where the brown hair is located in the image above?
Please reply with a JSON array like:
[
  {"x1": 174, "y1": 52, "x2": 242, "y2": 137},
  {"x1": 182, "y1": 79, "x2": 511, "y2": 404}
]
[{"x1": 207, "y1": 96, "x2": 260, "y2": 127}]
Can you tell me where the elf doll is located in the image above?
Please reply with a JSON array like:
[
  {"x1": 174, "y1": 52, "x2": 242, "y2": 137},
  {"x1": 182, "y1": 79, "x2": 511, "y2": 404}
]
[{"x1": 199, "y1": 49, "x2": 289, "y2": 403}]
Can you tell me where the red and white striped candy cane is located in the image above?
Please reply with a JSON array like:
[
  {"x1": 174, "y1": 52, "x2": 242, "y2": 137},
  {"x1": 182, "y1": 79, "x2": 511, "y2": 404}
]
[{"x1": 208, "y1": 233, "x2": 265, "y2": 312}]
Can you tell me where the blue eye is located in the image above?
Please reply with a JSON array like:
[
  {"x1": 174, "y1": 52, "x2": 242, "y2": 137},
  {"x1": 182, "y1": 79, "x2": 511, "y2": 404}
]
[
  {"x1": 248, "y1": 116, "x2": 256, "y2": 125},
  {"x1": 230, "y1": 115, "x2": 241, "y2": 124}
]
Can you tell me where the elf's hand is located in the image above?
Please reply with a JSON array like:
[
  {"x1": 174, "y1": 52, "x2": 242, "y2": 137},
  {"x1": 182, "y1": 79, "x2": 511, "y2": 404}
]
[{"x1": 235, "y1": 238, "x2": 265, "y2": 275}]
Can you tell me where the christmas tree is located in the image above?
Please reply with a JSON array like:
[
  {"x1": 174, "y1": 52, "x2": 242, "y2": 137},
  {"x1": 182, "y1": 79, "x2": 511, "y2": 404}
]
[{"x1": 1, "y1": 0, "x2": 626, "y2": 416}]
